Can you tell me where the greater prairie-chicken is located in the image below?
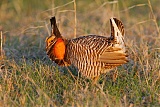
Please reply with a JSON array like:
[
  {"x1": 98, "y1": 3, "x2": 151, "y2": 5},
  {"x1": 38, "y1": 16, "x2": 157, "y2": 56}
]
[{"x1": 46, "y1": 17, "x2": 128, "y2": 83}]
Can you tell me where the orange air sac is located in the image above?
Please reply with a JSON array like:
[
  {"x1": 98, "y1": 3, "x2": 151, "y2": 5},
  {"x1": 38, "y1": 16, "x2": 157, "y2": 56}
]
[{"x1": 53, "y1": 38, "x2": 65, "y2": 60}]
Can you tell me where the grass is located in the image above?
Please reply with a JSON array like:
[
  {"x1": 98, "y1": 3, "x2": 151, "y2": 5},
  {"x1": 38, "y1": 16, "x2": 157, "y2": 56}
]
[{"x1": 0, "y1": 0, "x2": 160, "y2": 106}]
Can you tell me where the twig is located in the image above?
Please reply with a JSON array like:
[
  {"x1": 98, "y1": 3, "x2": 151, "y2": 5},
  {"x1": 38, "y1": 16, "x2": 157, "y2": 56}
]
[
  {"x1": 120, "y1": 4, "x2": 147, "y2": 12},
  {"x1": 63, "y1": 61, "x2": 82, "y2": 90},
  {"x1": 73, "y1": 0, "x2": 77, "y2": 38},
  {"x1": 45, "y1": 21, "x2": 50, "y2": 36},
  {"x1": 38, "y1": 1, "x2": 74, "y2": 17},
  {"x1": 64, "y1": 61, "x2": 76, "y2": 82},
  {"x1": 0, "y1": 31, "x2": 3, "y2": 58},
  {"x1": 125, "y1": 19, "x2": 154, "y2": 31},
  {"x1": 147, "y1": 0, "x2": 160, "y2": 36}
]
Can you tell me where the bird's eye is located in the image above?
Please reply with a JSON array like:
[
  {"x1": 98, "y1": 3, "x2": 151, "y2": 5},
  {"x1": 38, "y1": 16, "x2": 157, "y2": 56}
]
[{"x1": 50, "y1": 40, "x2": 54, "y2": 43}]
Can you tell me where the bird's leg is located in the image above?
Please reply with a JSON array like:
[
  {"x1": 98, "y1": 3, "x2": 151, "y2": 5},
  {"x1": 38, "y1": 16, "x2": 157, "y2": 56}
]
[
  {"x1": 92, "y1": 76, "x2": 99, "y2": 85},
  {"x1": 91, "y1": 76, "x2": 104, "y2": 91}
]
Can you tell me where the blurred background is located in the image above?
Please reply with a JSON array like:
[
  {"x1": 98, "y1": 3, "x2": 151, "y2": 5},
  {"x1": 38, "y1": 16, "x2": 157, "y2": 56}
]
[{"x1": 1, "y1": 0, "x2": 160, "y2": 35}]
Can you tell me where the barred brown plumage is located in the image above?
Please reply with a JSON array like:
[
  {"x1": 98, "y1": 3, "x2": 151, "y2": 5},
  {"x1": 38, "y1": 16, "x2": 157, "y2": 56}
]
[{"x1": 46, "y1": 17, "x2": 128, "y2": 84}]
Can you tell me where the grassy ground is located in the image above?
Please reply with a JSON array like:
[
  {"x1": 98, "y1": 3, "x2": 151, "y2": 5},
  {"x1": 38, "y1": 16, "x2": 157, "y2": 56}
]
[{"x1": 0, "y1": 0, "x2": 160, "y2": 106}]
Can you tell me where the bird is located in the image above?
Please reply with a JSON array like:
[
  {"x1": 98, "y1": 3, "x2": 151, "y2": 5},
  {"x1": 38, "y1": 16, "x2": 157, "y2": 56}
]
[{"x1": 46, "y1": 16, "x2": 128, "y2": 84}]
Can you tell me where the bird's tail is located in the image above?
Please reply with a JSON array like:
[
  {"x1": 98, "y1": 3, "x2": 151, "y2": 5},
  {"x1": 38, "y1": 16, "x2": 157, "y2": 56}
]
[{"x1": 110, "y1": 17, "x2": 126, "y2": 53}]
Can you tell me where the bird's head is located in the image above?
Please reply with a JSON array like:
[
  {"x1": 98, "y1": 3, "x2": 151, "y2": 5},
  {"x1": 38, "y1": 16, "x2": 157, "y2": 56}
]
[{"x1": 46, "y1": 17, "x2": 66, "y2": 65}]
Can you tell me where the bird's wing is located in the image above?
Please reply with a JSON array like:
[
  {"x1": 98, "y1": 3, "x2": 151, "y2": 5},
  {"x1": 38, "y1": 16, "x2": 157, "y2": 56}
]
[
  {"x1": 98, "y1": 46, "x2": 128, "y2": 65},
  {"x1": 65, "y1": 35, "x2": 109, "y2": 78}
]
